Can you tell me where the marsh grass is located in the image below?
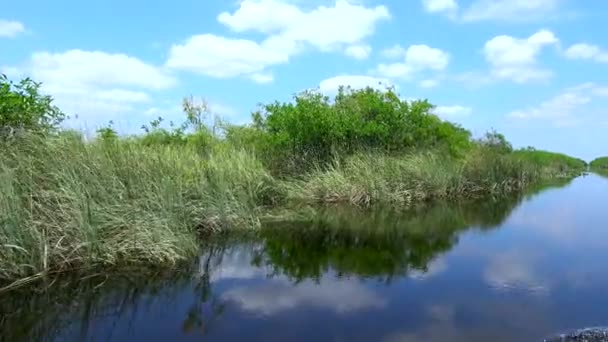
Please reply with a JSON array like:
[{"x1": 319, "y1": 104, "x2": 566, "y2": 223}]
[
  {"x1": 0, "y1": 132, "x2": 586, "y2": 287},
  {"x1": 283, "y1": 150, "x2": 540, "y2": 206},
  {"x1": 0, "y1": 132, "x2": 274, "y2": 282}
]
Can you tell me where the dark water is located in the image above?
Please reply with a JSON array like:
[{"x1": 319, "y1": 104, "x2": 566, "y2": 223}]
[{"x1": 2, "y1": 174, "x2": 608, "y2": 342}]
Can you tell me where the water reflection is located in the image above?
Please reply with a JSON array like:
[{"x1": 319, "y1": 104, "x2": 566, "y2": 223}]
[
  {"x1": 255, "y1": 195, "x2": 524, "y2": 283},
  {"x1": 0, "y1": 178, "x2": 583, "y2": 342}
]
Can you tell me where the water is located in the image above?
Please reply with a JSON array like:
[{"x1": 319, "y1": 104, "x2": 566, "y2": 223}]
[{"x1": 2, "y1": 174, "x2": 608, "y2": 342}]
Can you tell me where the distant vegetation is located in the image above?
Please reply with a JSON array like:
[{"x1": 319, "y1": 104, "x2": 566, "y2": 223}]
[
  {"x1": 590, "y1": 157, "x2": 608, "y2": 174},
  {"x1": 0, "y1": 74, "x2": 588, "y2": 287}
]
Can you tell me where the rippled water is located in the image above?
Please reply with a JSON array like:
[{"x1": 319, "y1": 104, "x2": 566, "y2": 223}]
[{"x1": 2, "y1": 174, "x2": 608, "y2": 342}]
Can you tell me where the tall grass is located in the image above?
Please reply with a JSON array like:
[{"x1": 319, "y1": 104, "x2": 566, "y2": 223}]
[
  {"x1": 0, "y1": 132, "x2": 586, "y2": 286},
  {"x1": 0, "y1": 132, "x2": 274, "y2": 282},
  {"x1": 512, "y1": 149, "x2": 587, "y2": 177},
  {"x1": 283, "y1": 149, "x2": 541, "y2": 206}
]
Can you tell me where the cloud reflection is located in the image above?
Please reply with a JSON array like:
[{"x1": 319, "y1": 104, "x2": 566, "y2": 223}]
[
  {"x1": 483, "y1": 250, "x2": 550, "y2": 294},
  {"x1": 223, "y1": 278, "x2": 386, "y2": 316}
]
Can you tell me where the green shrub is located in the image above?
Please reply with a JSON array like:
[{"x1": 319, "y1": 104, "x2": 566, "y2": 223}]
[
  {"x1": 251, "y1": 86, "x2": 472, "y2": 173},
  {"x1": 0, "y1": 74, "x2": 65, "y2": 132}
]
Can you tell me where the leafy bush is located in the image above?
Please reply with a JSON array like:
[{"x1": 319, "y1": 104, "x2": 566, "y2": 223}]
[
  {"x1": 0, "y1": 74, "x2": 65, "y2": 132},
  {"x1": 252, "y1": 86, "x2": 472, "y2": 173}
]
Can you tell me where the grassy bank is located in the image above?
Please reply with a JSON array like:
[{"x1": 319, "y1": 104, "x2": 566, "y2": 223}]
[
  {"x1": 0, "y1": 76, "x2": 587, "y2": 286},
  {"x1": 590, "y1": 157, "x2": 608, "y2": 174},
  {"x1": 283, "y1": 148, "x2": 585, "y2": 206},
  {"x1": 0, "y1": 132, "x2": 276, "y2": 283}
]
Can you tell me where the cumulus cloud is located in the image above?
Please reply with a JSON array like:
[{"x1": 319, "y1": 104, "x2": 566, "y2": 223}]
[
  {"x1": 166, "y1": 34, "x2": 289, "y2": 79},
  {"x1": 564, "y1": 43, "x2": 608, "y2": 63},
  {"x1": 217, "y1": 0, "x2": 389, "y2": 51},
  {"x1": 483, "y1": 29, "x2": 558, "y2": 83},
  {"x1": 168, "y1": 0, "x2": 389, "y2": 82},
  {"x1": 318, "y1": 75, "x2": 393, "y2": 94},
  {"x1": 433, "y1": 105, "x2": 472, "y2": 119},
  {"x1": 6, "y1": 49, "x2": 175, "y2": 121},
  {"x1": 0, "y1": 19, "x2": 25, "y2": 38},
  {"x1": 422, "y1": 0, "x2": 458, "y2": 15},
  {"x1": 381, "y1": 44, "x2": 408, "y2": 59},
  {"x1": 374, "y1": 44, "x2": 450, "y2": 79},
  {"x1": 507, "y1": 83, "x2": 608, "y2": 126},
  {"x1": 344, "y1": 44, "x2": 372, "y2": 60}
]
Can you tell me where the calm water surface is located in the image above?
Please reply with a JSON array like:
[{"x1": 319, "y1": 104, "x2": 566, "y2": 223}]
[{"x1": 2, "y1": 174, "x2": 608, "y2": 342}]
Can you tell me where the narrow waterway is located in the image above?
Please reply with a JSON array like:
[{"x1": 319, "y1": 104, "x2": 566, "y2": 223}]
[{"x1": 2, "y1": 174, "x2": 608, "y2": 342}]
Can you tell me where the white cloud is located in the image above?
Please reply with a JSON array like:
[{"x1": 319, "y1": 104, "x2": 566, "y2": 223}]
[
  {"x1": 425, "y1": 0, "x2": 562, "y2": 22},
  {"x1": 217, "y1": 0, "x2": 390, "y2": 51},
  {"x1": 564, "y1": 43, "x2": 608, "y2": 63},
  {"x1": 319, "y1": 75, "x2": 393, "y2": 94},
  {"x1": 169, "y1": 1, "x2": 389, "y2": 83},
  {"x1": 484, "y1": 250, "x2": 549, "y2": 294},
  {"x1": 250, "y1": 72, "x2": 275, "y2": 84},
  {"x1": 507, "y1": 83, "x2": 608, "y2": 126},
  {"x1": 28, "y1": 50, "x2": 175, "y2": 90},
  {"x1": 464, "y1": 0, "x2": 560, "y2": 22},
  {"x1": 406, "y1": 45, "x2": 450, "y2": 70},
  {"x1": 422, "y1": 0, "x2": 458, "y2": 14},
  {"x1": 0, "y1": 19, "x2": 25, "y2": 38},
  {"x1": 374, "y1": 63, "x2": 413, "y2": 79},
  {"x1": 420, "y1": 79, "x2": 439, "y2": 88},
  {"x1": 166, "y1": 34, "x2": 289, "y2": 79},
  {"x1": 223, "y1": 277, "x2": 385, "y2": 316},
  {"x1": 381, "y1": 44, "x2": 408, "y2": 59},
  {"x1": 433, "y1": 105, "x2": 472, "y2": 118},
  {"x1": 8, "y1": 49, "x2": 175, "y2": 120},
  {"x1": 344, "y1": 44, "x2": 372, "y2": 60},
  {"x1": 483, "y1": 30, "x2": 558, "y2": 83},
  {"x1": 217, "y1": 0, "x2": 304, "y2": 34},
  {"x1": 374, "y1": 44, "x2": 449, "y2": 80}
]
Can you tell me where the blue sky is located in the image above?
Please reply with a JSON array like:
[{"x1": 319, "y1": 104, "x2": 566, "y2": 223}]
[{"x1": 1, "y1": 0, "x2": 607, "y2": 160}]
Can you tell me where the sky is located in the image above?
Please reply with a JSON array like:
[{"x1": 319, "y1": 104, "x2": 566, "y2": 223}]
[{"x1": 1, "y1": 0, "x2": 607, "y2": 160}]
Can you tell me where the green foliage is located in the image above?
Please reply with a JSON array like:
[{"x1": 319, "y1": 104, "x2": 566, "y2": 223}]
[
  {"x1": 0, "y1": 74, "x2": 65, "y2": 132},
  {"x1": 475, "y1": 129, "x2": 513, "y2": 154},
  {"x1": 590, "y1": 157, "x2": 608, "y2": 173},
  {"x1": 96, "y1": 121, "x2": 119, "y2": 142},
  {"x1": 252, "y1": 86, "x2": 472, "y2": 172}
]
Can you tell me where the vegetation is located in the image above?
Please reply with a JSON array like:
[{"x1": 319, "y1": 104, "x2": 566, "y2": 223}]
[
  {"x1": 0, "y1": 75, "x2": 588, "y2": 286},
  {"x1": 512, "y1": 147, "x2": 587, "y2": 177},
  {"x1": 0, "y1": 74, "x2": 65, "y2": 133},
  {"x1": 590, "y1": 157, "x2": 608, "y2": 174}
]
